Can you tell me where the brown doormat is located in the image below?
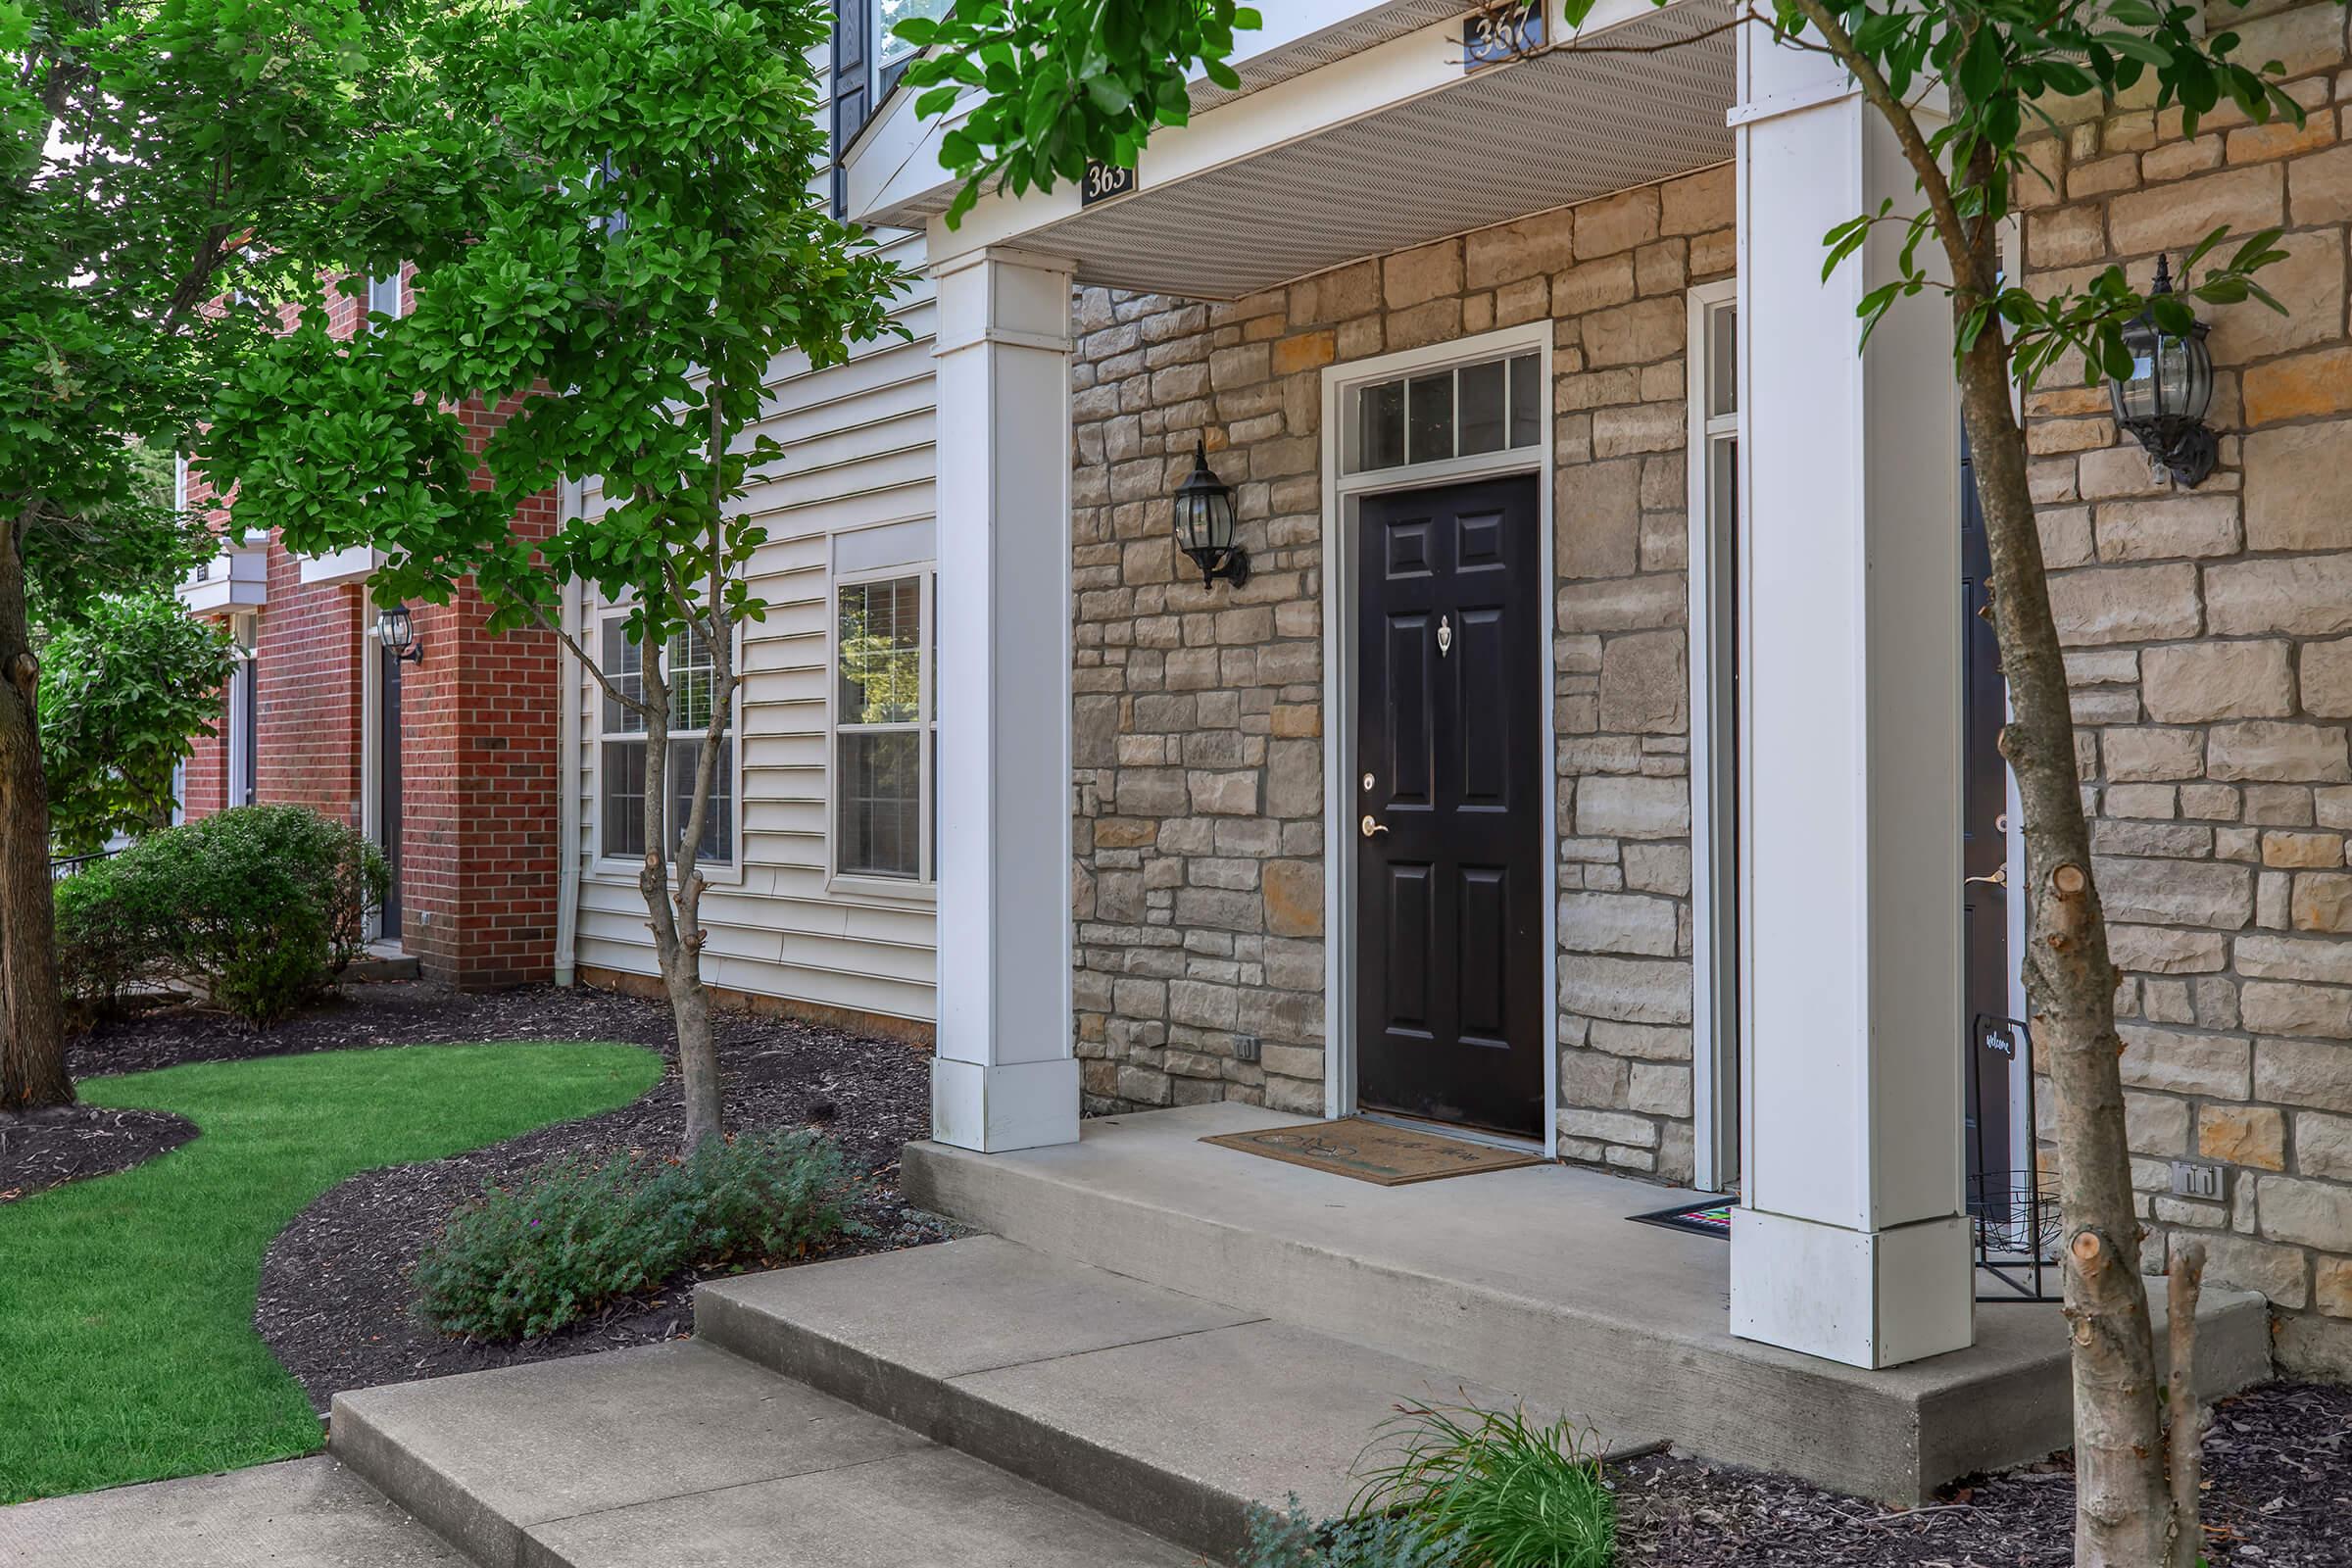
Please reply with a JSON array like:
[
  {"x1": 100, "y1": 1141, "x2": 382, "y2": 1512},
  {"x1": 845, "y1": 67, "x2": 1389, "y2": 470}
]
[{"x1": 1201, "y1": 1117, "x2": 1544, "y2": 1186}]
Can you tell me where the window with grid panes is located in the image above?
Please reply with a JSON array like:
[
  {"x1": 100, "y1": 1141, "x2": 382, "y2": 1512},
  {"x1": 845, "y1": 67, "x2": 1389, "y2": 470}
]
[
  {"x1": 835, "y1": 575, "x2": 933, "y2": 880},
  {"x1": 599, "y1": 615, "x2": 733, "y2": 863}
]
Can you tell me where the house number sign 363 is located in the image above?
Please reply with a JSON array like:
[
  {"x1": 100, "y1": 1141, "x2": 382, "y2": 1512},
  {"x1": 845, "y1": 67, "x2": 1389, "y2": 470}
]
[{"x1": 1081, "y1": 159, "x2": 1140, "y2": 207}]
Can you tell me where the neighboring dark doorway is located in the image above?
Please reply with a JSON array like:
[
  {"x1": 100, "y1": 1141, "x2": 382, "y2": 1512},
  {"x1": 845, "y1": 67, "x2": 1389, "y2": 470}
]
[
  {"x1": 1354, "y1": 475, "x2": 1546, "y2": 1140},
  {"x1": 1960, "y1": 430, "x2": 2015, "y2": 1222},
  {"x1": 378, "y1": 637, "x2": 405, "y2": 940}
]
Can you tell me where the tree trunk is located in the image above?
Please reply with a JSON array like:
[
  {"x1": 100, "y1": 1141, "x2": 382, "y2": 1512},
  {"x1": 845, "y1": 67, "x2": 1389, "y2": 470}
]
[
  {"x1": 0, "y1": 520, "x2": 73, "y2": 1112},
  {"x1": 633, "y1": 651, "x2": 724, "y2": 1152},
  {"x1": 2165, "y1": 1244, "x2": 2210, "y2": 1568},
  {"x1": 1955, "y1": 322, "x2": 2170, "y2": 1566}
]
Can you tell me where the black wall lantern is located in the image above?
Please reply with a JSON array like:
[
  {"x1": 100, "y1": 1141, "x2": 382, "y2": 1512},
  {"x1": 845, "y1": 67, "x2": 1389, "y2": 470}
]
[
  {"x1": 2108, "y1": 254, "x2": 2218, "y2": 488},
  {"x1": 1173, "y1": 440, "x2": 1249, "y2": 589},
  {"x1": 377, "y1": 605, "x2": 424, "y2": 664}
]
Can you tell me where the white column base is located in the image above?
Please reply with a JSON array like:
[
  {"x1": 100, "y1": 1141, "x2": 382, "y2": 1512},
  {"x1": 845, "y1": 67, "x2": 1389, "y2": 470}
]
[
  {"x1": 932, "y1": 1055, "x2": 1083, "y2": 1153},
  {"x1": 1730, "y1": 1207, "x2": 1976, "y2": 1368}
]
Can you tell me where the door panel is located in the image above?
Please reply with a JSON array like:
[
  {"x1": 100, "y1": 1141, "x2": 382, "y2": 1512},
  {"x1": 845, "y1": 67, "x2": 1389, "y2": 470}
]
[
  {"x1": 1385, "y1": 613, "x2": 1435, "y2": 808},
  {"x1": 1356, "y1": 475, "x2": 1545, "y2": 1139}
]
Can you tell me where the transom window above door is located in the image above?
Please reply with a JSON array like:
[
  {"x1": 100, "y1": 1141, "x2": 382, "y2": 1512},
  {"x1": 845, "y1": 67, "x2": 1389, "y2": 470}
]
[{"x1": 1346, "y1": 350, "x2": 1542, "y2": 475}]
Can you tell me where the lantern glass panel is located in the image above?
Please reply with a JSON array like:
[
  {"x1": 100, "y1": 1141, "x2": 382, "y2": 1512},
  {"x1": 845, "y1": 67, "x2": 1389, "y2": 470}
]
[
  {"x1": 2171, "y1": 331, "x2": 2213, "y2": 421},
  {"x1": 1200, "y1": 486, "x2": 1235, "y2": 553},
  {"x1": 2113, "y1": 324, "x2": 2160, "y2": 422},
  {"x1": 1174, "y1": 490, "x2": 1204, "y2": 553}
]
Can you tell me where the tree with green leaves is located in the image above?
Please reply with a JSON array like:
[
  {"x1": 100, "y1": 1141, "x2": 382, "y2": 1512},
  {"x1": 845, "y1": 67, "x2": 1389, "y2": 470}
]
[
  {"x1": 5, "y1": 0, "x2": 395, "y2": 1110},
  {"x1": 40, "y1": 593, "x2": 234, "y2": 857},
  {"x1": 899, "y1": 1, "x2": 2339, "y2": 1560},
  {"x1": 202, "y1": 0, "x2": 905, "y2": 1152}
]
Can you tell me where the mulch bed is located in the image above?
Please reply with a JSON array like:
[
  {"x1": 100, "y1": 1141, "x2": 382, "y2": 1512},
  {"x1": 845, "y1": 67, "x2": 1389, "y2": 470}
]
[
  {"x1": 44, "y1": 983, "x2": 2352, "y2": 1557},
  {"x1": 0, "y1": 1103, "x2": 199, "y2": 1202},
  {"x1": 70, "y1": 978, "x2": 953, "y2": 1410},
  {"x1": 1614, "y1": 1380, "x2": 2352, "y2": 1567}
]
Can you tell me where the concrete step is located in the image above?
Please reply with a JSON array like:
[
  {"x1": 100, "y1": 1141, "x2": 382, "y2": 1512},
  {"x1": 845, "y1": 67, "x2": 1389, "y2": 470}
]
[
  {"x1": 899, "y1": 1102, "x2": 2277, "y2": 1503},
  {"x1": 345, "y1": 952, "x2": 422, "y2": 983},
  {"x1": 329, "y1": 1340, "x2": 1193, "y2": 1568},
  {"x1": 696, "y1": 1234, "x2": 1642, "y2": 1562}
]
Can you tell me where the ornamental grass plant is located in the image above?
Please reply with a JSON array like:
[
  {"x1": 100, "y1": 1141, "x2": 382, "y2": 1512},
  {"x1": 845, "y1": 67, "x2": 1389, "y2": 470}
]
[{"x1": 1352, "y1": 1400, "x2": 1616, "y2": 1568}]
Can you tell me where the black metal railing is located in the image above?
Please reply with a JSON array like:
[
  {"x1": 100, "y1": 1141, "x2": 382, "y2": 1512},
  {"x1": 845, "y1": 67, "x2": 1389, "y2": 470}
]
[
  {"x1": 48, "y1": 846, "x2": 122, "y2": 882},
  {"x1": 1968, "y1": 1011, "x2": 2062, "y2": 1302}
]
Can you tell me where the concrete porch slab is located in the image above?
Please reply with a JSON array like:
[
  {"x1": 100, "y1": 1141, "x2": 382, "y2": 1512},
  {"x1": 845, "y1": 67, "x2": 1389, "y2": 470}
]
[
  {"x1": 901, "y1": 1102, "x2": 2274, "y2": 1503},
  {"x1": 698, "y1": 1236, "x2": 1643, "y2": 1559}
]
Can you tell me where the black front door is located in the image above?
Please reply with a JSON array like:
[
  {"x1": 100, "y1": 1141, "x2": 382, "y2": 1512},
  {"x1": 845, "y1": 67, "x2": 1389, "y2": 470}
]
[
  {"x1": 1355, "y1": 476, "x2": 1546, "y2": 1139},
  {"x1": 1960, "y1": 431, "x2": 2014, "y2": 1220},
  {"x1": 379, "y1": 638, "x2": 404, "y2": 939}
]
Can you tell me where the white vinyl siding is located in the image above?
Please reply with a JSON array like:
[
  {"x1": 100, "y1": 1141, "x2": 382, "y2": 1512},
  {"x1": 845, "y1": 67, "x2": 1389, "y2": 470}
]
[{"x1": 567, "y1": 221, "x2": 939, "y2": 1025}]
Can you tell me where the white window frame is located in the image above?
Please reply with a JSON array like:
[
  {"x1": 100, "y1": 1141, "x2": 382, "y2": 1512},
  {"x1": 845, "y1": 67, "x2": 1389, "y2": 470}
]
[
  {"x1": 225, "y1": 613, "x2": 261, "y2": 808},
  {"x1": 587, "y1": 599, "x2": 745, "y2": 885},
  {"x1": 827, "y1": 564, "x2": 937, "y2": 899},
  {"x1": 1688, "y1": 280, "x2": 1740, "y2": 1194},
  {"x1": 873, "y1": 0, "x2": 948, "y2": 71},
  {"x1": 367, "y1": 271, "x2": 401, "y2": 330},
  {"x1": 1318, "y1": 321, "x2": 1558, "y2": 1159}
]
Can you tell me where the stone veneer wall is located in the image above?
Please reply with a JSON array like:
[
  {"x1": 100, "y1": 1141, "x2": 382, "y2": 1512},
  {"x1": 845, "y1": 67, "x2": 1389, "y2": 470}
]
[
  {"x1": 1069, "y1": 166, "x2": 1734, "y2": 1181},
  {"x1": 2021, "y1": 0, "x2": 2352, "y2": 1377}
]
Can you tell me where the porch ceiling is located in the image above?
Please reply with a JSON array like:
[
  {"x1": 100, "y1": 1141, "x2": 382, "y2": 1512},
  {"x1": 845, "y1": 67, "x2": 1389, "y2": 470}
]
[{"x1": 994, "y1": 2, "x2": 1735, "y2": 301}]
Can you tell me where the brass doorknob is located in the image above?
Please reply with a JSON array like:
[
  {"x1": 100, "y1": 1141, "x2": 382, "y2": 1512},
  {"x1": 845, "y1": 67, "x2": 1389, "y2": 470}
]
[
  {"x1": 1360, "y1": 814, "x2": 1389, "y2": 839},
  {"x1": 1965, "y1": 866, "x2": 2007, "y2": 890}
]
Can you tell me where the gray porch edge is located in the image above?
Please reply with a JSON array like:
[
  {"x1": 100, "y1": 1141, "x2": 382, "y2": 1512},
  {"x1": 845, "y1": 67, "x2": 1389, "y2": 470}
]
[{"x1": 900, "y1": 1102, "x2": 2271, "y2": 1502}]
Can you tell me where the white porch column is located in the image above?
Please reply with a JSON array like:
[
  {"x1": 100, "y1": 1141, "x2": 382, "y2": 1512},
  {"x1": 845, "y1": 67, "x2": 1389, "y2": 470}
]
[
  {"x1": 929, "y1": 245, "x2": 1082, "y2": 1152},
  {"x1": 1729, "y1": 36, "x2": 1975, "y2": 1367}
]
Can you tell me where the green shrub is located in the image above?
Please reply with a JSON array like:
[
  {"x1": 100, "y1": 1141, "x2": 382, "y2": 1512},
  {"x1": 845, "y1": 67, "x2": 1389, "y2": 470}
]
[
  {"x1": 1352, "y1": 1402, "x2": 1615, "y2": 1568},
  {"x1": 412, "y1": 1130, "x2": 857, "y2": 1342},
  {"x1": 55, "y1": 805, "x2": 389, "y2": 1024},
  {"x1": 1242, "y1": 1497, "x2": 1458, "y2": 1568}
]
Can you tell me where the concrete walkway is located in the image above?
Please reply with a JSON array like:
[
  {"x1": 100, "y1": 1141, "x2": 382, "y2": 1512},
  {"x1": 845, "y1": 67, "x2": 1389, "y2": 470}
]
[{"x1": 0, "y1": 1455, "x2": 459, "y2": 1567}]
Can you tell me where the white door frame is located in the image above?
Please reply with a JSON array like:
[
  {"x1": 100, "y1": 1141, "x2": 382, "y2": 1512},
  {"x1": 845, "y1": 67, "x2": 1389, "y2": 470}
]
[
  {"x1": 359, "y1": 600, "x2": 388, "y2": 944},
  {"x1": 1687, "y1": 279, "x2": 1740, "y2": 1193},
  {"x1": 1318, "y1": 321, "x2": 1558, "y2": 1158}
]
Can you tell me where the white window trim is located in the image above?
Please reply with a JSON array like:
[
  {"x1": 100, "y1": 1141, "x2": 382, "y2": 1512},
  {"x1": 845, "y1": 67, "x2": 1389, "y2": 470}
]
[
  {"x1": 1318, "y1": 320, "x2": 1558, "y2": 1160},
  {"x1": 826, "y1": 564, "x2": 937, "y2": 902},
  {"x1": 367, "y1": 271, "x2": 402, "y2": 330},
  {"x1": 1687, "y1": 279, "x2": 1739, "y2": 1194},
  {"x1": 225, "y1": 618, "x2": 260, "y2": 808},
  {"x1": 872, "y1": 2, "x2": 938, "y2": 72},
  {"x1": 587, "y1": 598, "x2": 746, "y2": 887}
]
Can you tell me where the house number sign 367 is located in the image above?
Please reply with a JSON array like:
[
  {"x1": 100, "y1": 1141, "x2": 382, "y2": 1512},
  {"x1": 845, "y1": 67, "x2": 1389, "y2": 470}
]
[{"x1": 1081, "y1": 159, "x2": 1140, "y2": 207}]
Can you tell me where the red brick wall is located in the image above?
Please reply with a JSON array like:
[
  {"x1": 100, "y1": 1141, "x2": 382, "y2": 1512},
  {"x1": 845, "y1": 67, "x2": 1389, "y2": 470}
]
[
  {"x1": 176, "y1": 271, "x2": 562, "y2": 990},
  {"x1": 256, "y1": 556, "x2": 365, "y2": 825}
]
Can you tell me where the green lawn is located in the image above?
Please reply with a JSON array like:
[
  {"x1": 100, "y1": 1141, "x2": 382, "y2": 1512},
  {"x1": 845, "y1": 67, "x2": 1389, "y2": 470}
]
[{"x1": 0, "y1": 1042, "x2": 662, "y2": 1502}]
